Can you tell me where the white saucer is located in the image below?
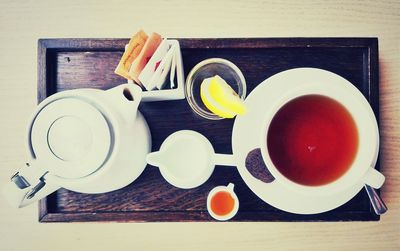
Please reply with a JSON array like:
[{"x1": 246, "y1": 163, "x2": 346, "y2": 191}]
[{"x1": 232, "y1": 68, "x2": 369, "y2": 214}]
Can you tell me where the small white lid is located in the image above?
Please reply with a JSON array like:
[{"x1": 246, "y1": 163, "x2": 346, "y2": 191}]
[{"x1": 30, "y1": 97, "x2": 111, "y2": 179}]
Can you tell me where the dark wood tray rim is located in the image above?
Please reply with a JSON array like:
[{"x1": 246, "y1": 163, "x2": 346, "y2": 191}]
[{"x1": 38, "y1": 37, "x2": 379, "y2": 223}]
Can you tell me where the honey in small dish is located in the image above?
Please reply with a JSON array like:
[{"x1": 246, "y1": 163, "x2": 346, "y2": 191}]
[
  {"x1": 210, "y1": 190, "x2": 235, "y2": 216},
  {"x1": 207, "y1": 183, "x2": 239, "y2": 221}
]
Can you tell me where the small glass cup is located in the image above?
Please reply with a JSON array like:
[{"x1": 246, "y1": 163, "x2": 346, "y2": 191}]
[{"x1": 185, "y1": 58, "x2": 247, "y2": 120}]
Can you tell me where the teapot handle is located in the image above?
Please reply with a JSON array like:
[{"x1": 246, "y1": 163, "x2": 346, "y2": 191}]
[
  {"x1": 105, "y1": 84, "x2": 143, "y2": 123},
  {"x1": 2, "y1": 161, "x2": 60, "y2": 208}
]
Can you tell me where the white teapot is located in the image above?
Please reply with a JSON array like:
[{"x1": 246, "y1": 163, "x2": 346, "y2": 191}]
[{"x1": 3, "y1": 84, "x2": 151, "y2": 207}]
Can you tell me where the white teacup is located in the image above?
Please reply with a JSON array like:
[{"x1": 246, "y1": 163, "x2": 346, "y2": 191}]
[{"x1": 259, "y1": 69, "x2": 384, "y2": 196}]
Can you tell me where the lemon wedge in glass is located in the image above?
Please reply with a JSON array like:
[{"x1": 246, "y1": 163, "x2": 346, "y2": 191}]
[{"x1": 200, "y1": 75, "x2": 246, "y2": 118}]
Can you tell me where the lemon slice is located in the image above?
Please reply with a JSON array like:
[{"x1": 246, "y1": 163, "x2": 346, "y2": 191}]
[
  {"x1": 200, "y1": 75, "x2": 246, "y2": 118},
  {"x1": 200, "y1": 79, "x2": 236, "y2": 118}
]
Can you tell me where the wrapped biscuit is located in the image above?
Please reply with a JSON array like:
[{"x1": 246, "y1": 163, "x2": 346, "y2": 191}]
[
  {"x1": 128, "y1": 32, "x2": 162, "y2": 85},
  {"x1": 114, "y1": 30, "x2": 148, "y2": 80}
]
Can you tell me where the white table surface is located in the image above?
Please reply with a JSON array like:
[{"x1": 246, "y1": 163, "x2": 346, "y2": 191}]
[{"x1": 0, "y1": 0, "x2": 399, "y2": 250}]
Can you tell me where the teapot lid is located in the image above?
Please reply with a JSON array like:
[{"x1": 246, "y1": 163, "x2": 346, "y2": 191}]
[{"x1": 29, "y1": 96, "x2": 112, "y2": 179}]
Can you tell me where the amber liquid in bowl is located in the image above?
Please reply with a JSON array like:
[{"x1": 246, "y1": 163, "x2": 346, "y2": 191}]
[{"x1": 210, "y1": 191, "x2": 235, "y2": 216}]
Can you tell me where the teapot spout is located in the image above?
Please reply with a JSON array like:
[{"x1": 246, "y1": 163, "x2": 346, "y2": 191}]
[{"x1": 105, "y1": 84, "x2": 142, "y2": 123}]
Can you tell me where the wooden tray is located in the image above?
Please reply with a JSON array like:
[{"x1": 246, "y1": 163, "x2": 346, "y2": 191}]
[{"x1": 37, "y1": 38, "x2": 379, "y2": 222}]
